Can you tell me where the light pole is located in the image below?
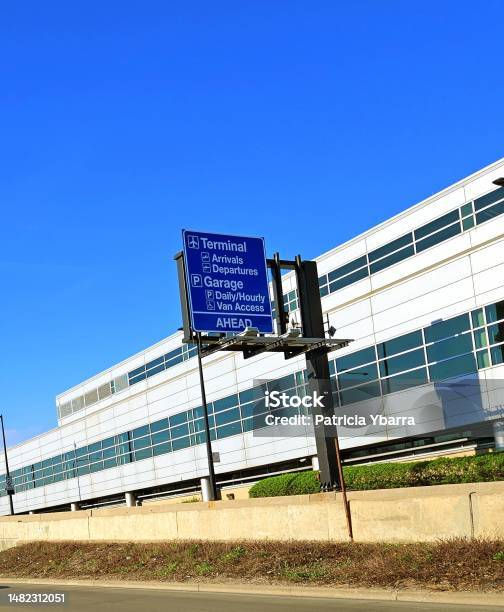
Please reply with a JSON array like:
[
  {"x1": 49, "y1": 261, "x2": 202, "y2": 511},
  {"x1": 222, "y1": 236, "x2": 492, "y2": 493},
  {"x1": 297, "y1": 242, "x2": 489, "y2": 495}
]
[{"x1": 0, "y1": 415, "x2": 14, "y2": 515}]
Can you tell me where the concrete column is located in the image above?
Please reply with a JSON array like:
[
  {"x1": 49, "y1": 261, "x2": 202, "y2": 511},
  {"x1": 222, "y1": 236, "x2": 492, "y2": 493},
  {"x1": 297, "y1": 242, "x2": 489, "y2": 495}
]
[
  {"x1": 493, "y1": 420, "x2": 504, "y2": 452},
  {"x1": 311, "y1": 456, "x2": 320, "y2": 471},
  {"x1": 125, "y1": 492, "x2": 136, "y2": 507},
  {"x1": 200, "y1": 477, "x2": 212, "y2": 502},
  {"x1": 70, "y1": 502, "x2": 79, "y2": 512}
]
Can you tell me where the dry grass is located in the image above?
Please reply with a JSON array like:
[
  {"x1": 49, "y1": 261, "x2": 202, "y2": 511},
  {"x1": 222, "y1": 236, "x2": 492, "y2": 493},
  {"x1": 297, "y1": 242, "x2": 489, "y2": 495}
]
[{"x1": 0, "y1": 539, "x2": 503, "y2": 591}]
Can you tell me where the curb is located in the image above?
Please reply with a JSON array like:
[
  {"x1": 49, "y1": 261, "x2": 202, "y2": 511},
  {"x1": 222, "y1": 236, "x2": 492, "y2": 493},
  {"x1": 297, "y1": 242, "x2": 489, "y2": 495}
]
[{"x1": 1, "y1": 578, "x2": 503, "y2": 607}]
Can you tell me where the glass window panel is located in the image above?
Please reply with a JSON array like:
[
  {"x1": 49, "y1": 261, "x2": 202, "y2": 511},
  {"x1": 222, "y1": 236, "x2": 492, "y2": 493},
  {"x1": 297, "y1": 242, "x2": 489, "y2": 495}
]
[
  {"x1": 77, "y1": 465, "x2": 89, "y2": 476},
  {"x1": 414, "y1": 210, "x2": 460, "y2": 240},
  {"x1": 215, "y1": 407, "x2": 240, "y2": 426},
  {"x1": 75, "y1": 446, "x2": 88, "y2": 458},
  {"x1": 490, "y1": 344, "x2": 504, "y2": 365},
  {"x1": 473, "y1": 329, "x2": 487, "y2": 349},
  {"x1": 172, "y1": 436, "x2": 191, "y2": 451},
  {"x1": 113, "y1": 374, "x2": 129, "y2": 392},
  {"x1": 128, "y1": 373, "x2": 146, "y2": 385},
  {"x1": 186, "y1": 345, "x2": 198, "y2": 358},
  {"x1": 329, "y1": 267, "x2": 368, "y2": 293},
  {"x1": 71, "y1": 396, "x2": 84, "y2": 412},
  {"x1": 103, "y1": 447, "x2": 116, "y2": 459},
  {"x1": 190, "y1": 432, "x2": 205, "y2": 445},
  {"x1": 152, "y1": 430, "x2": 170, "y2": 445},
  {"x1": 217, "y1": 421, "x2": 242, "y2": 438},
  {"x1": 116, "y1": 432, "x2": 130, "y2": 444},
  {"x1": 89, "y1": 451, "x2": 103, "y2": 463},
  {"x1": 132, "y1": 436, "x2": 151, "y2": 450},
  {"x1": 415, "y1": 222, "x2": 461, "y2": 253},
  {"x1": 118, "y1": 453, "x2": 132, "y2": 465},
  {"x1": 488, "y1": 323, "x2": 504, "y2": 345},
  {"x1": 101, "y1": 437, "x2": 115, "y2": 449},
  {"x1": 377, "y1": 331, "x2": 423, "y2": 359},
  {"x1": 171, "y1": 424, "x2": 189, "y2": 439},
  {"x1": 129, "y1": 365, "x2": 146, "y2": 378},
  {"x1": 213, "y1": 395, "x2": 238, "y2": 413},
  {"x1": 339, "y1": 381, "x2": 381, "y2": 405},
  {"x1": 318, "y1": 274, "x2": 327, "y2": 287},
  {"x1": 338, "y1": 363, "x2": 378, "y2": 389},
  {"x1": 327, "y1": 256, "x2": 367, "y2": 283},
  {"x1": 461, "y1": 202, "x2": 473, "y2": 217},
  {"x1": 84, "y1": 389, "x2": 98, "y2": 406},
  {"x1": 485, "y1": 301, "x2": 504, "y2": 324},
  {"x1": 132, "y1": 425, "x2": 150, "y2": 439},
  {"x1": 426, "y1": 334, "x2": 473, "y2": 363},
  {"x1": 424, "y1": 313, "x2": 470, "y2": 343},
  {"x1": 474, "y1": 187, "x2": 504, "y2": 211},
  {"x1": 192, "y1": 417, "x2": 206, "y2": 432},
  {"x1": 191, "y1": 406, "x2": 204, "y2": 420},
  {"x1": 134, "y1": 448, "x2": 152, "y2": 461},
  {"x1": 117, "y1": 443, "x2": 132, "y2": 462},
  {"x1": 165, "y1": 349, "x2": 184, "y2": 366},
  {"x1": 429, "y1": 353, "x2": 476, "y2": 381},
  {"x1": 368, "y1": 233, "x2": 413, "y2": 263},
  {"x1": 471, "y1": 308, "x2": 485, "y2": 328},
  {"x1": 146, "y1": 363, "x2": 165, "y2": 378},
  {"x1": 239, "y1": 388, "x2": 262, "y2": 404},
  {"x1": 87, "y1": 442, "x2": 101, "y2": 453},
  {"x1": 164, "y1": 348, "x2": 181, "y2": 362},
  {"x1": 170, "y1": 412, "x2": 188, "y2": 427},
  {"x1": 369, "y1": 245, "x2": 415, "y2": 274},
  {"x1": 90, "y1": 461, "x2": 103, "y2": 473},
  {"x1": 103, "y1": 458, "x2": 117, "y2": 469},
  {"x1": 146, "y1": 356, "x2": 164, "y2": 369},
  {"x1": 240, "y1": 403, "x2": 257, "y2": 419},
  {"x1": 150, "y1": 418, "x2": 169, "y2": 433},
  {"x1": 320, "y1": 285, "x2": 329, "y2": 298},
  {"x1": 379, "y1": 349, "x2": 425, "y2": 378},
  {"x1": 337, "y1": 347, "x2": 376, "y2": 372},
  {"x1": 476, "y1": 350, "x2": 490, "y2": 369},
  {"x1": 153, "y1": 442, "x2": 171, "y2": 456},
  {"x1": 476, "y1": 200, "x2": 504, "y2": 225},
  {"x1": 268, "y1": 374, "x2": 296, "y2": 393},
  {"x1": 462, "y1": 216, "x2": 475, "y2": 230},
  {"x1": 97, "y1": 383, "x2": 112, "y2": 400}
]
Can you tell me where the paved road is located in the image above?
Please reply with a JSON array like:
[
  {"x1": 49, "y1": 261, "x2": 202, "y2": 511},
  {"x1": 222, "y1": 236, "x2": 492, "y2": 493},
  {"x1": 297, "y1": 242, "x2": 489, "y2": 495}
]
[{"x1": 0, "y1": 584, "x2": 502, "y2": 612}]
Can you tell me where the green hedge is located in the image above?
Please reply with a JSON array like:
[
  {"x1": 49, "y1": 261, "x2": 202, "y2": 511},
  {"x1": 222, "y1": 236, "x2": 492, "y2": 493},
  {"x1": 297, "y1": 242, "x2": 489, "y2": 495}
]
[{"x1": 248, "y1": 452, "x2": 504, "y2": 498}]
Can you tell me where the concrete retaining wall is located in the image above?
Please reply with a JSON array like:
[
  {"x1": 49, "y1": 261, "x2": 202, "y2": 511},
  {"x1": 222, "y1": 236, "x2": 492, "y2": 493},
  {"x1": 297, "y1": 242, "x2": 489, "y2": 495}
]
[{"x1": 0, "y1": 481, "x2": 502, "y2": 550}]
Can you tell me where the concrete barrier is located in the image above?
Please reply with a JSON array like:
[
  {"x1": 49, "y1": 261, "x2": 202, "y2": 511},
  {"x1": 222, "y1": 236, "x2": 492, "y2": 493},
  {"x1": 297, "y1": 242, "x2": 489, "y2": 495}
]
[{"x1": 0, "y1": 481, "x2": 502, "y2": 550}]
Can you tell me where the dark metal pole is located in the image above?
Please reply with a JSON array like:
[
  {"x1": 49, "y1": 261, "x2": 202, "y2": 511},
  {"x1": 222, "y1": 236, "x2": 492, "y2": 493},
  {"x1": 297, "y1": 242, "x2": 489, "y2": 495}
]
[
  {"x1": 196, "y1": 333, "x2": 218, "y2": 501},
  {"x1": 294, "y1": 256, "x2": 352, "y2": 540},
  {"x1": 0, "y1": 415, "x2": 14, "y2": 515}
]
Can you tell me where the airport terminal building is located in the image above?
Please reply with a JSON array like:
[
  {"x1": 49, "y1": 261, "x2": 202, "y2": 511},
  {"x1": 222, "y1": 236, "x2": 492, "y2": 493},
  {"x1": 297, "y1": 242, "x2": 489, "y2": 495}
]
[{"x1": 2, "y1": 159, "x2": 504, "y2": 515}]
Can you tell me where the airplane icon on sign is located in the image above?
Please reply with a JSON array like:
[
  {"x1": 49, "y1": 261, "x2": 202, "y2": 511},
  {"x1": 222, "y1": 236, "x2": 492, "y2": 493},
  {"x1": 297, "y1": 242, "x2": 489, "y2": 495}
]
[{"x1": 187, "y1": 235, "x2": 200, "y2": 249}]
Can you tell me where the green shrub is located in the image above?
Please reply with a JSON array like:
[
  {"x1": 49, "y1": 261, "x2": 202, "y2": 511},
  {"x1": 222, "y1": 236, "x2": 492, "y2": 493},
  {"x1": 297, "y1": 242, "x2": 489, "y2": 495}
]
[{"x1": 248, "y1": 452, "x2": 504, "y2": 498}]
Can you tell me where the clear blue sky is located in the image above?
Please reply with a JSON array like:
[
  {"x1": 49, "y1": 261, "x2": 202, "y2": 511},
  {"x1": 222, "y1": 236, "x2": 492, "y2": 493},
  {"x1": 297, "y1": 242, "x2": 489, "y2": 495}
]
[{"x1": 1, "y1": 1, "x2": 503, "y2": 446}]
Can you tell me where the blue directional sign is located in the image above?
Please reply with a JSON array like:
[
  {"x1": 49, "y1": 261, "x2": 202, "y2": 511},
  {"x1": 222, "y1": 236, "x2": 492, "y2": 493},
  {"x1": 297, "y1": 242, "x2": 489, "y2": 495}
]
[{"x1": 182, "y1": 230, "x2": 273, "y2": 334}]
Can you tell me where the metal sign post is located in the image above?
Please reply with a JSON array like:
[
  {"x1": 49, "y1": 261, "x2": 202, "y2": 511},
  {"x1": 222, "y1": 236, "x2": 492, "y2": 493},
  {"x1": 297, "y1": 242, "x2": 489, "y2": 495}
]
[
  {"x1": 196, "y1": 332, "x2": 218, "y2": 501},
  {"x1": 0, "y1": 415, "x2": 14, "y2": 515}
]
